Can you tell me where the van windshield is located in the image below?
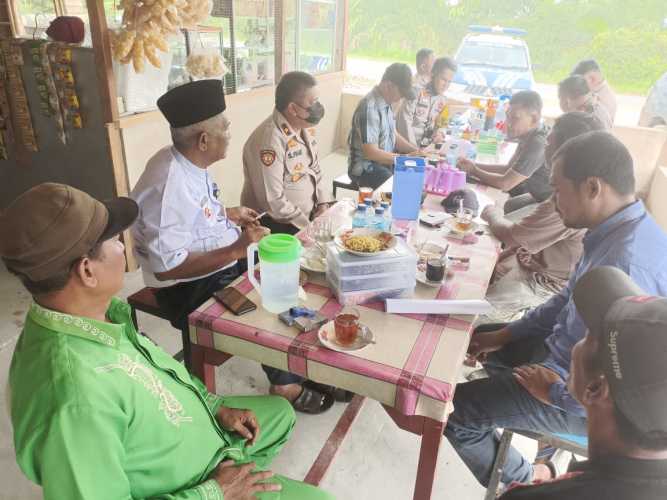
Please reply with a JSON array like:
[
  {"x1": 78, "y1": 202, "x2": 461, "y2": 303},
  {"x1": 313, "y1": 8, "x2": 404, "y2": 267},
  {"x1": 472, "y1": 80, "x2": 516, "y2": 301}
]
[{"x1": 457, "y1": 41, "x2": 529, "y2": 71}]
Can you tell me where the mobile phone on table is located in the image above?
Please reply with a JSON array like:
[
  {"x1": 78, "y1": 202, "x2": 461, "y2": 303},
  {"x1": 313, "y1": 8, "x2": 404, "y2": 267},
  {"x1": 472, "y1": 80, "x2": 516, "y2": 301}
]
[
  {"x1": 420, "y1": 212, "x2": 448, "y2": 227},
  {"x1": 213, "y1": 287, "x2": 257, "y2": 316}
]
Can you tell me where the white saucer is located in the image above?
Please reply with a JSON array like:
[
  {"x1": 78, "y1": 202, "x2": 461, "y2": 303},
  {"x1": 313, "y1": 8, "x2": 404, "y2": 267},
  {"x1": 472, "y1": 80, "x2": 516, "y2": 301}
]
[
  {"x1": 300, "y1": 246, "x2": 326, "y2": 273},
  {"x1": 317, "y1": 320, "x2": 375, "y2": 352},
  {"x1": 444, "y1": 218, "x2": 478, "y2": 235}
]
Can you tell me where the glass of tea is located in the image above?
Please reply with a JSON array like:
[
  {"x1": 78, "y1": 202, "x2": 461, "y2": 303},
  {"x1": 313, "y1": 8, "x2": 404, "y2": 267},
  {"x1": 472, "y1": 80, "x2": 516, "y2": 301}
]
[
  {"x1": 334, "y1": 307, "x2": 360, "y2": 346},
  {"x1": 455, "y1": 207, "x2": 474, "y2": 232},
  {"x1": 358, "y1": 187, "x2": 373, "y2": 204}
]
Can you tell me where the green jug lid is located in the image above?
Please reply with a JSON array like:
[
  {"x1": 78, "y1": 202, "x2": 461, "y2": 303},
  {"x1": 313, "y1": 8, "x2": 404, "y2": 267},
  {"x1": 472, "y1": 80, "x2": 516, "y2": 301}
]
[{"x1": 258, "y1": 233, "x2": 302, "y2": 263}]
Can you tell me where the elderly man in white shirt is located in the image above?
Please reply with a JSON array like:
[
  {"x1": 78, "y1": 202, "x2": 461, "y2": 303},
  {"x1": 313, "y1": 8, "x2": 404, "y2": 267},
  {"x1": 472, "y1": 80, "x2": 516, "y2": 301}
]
[{"x1": 131, "y1": 80, "x2": 336, "y2": 415}]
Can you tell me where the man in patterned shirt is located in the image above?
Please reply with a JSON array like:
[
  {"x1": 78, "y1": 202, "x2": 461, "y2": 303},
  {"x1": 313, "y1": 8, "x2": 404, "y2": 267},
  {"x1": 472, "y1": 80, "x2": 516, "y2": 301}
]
[{"x1": 347, "y1": 63, "x2": 420, "y2": 190}]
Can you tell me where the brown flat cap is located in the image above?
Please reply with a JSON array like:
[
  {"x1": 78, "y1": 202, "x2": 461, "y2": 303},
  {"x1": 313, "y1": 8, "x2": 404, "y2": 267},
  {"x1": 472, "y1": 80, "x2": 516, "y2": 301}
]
[{"x1": 0, "y1": 183, "x2": 138, "y2": 281}]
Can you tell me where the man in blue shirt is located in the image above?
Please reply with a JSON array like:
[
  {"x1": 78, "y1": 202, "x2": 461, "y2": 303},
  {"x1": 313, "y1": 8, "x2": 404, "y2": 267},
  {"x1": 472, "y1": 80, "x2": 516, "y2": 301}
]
[
  {"x1": 347, "y1": 63, "x2": 420, "y2": 190},
  {"x1": 444, "y1": 131, "x2": 667, "y2": 488}
]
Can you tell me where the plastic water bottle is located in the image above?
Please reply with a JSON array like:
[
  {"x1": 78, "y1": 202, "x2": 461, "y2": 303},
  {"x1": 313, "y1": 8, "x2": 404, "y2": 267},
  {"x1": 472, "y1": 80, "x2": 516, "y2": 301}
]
[
  {"x1": 449, "y1": 113, "x2": 465, "y2": 139},
  {"x1": 352, "y1": 204, "x2": 368, "y2": 228},
  {"x1": 466, "y1": 140, "x2": 478, "y2": 160},
  {"x1": 484, "y1": 99, "x2": 498, "y2": 132},
  {"x1": 371, "y1": 207, "x2": 385, "y2": 230},
  {"x1": 469, "y1": 106, "x2": 485, "y2": 141},
  {"x1": 446, "y1": 142, "x2": 460, "y2": 168},
  {"x1": 380, "y1": 202, "x2": 391, "y2": 230},
  {"x1": 495, "y1": 95, "x2": 510, "y2": 141},
  {"x1": 363, "y1": 198, "x2": 374, "y2": 216},
  {"x1": 380, "y1": 201, "x2": 390, "y2": 217}
]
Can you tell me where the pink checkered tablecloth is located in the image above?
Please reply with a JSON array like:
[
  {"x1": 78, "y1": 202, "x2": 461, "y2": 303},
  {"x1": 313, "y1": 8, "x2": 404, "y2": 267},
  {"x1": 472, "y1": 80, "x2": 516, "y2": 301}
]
[{"x1": 189, "y1": 186, "x2": 507, "y2": 422}]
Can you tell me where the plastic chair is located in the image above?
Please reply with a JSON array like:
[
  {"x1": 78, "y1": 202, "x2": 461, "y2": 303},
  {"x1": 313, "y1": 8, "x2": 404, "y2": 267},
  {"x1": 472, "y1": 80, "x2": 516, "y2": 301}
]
[
  {"x1": 484, "y1": 428, "x2": 588, "y2": 500},
  {"x1": 332, "y1": 173, "x2": 358, "y2": 198}
]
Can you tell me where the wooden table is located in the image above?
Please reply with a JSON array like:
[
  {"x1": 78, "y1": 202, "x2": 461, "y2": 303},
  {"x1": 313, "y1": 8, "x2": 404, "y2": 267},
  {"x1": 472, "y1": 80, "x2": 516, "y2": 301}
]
[{"x1": 188, "y1": 185, "x2": 507, "y2": 500}]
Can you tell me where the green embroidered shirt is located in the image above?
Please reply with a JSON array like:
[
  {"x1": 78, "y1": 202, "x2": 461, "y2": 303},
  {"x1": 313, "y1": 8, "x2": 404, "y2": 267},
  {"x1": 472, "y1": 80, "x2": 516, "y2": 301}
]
[{"x1": 9, "y1": 298, "x2": 241, "y2": 500}]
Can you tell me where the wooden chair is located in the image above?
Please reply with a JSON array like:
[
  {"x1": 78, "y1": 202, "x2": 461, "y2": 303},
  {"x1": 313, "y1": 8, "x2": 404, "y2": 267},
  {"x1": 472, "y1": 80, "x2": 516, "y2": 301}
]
[
  {"x1": 127, "y1": 287, "x2": 191, "y2": 370},
  {"x1": 485, "y1": 429, "x2": 588, "y2": 500},
  {"x1": 332, "y1": 173, "x2": 358, "y2": 198}
]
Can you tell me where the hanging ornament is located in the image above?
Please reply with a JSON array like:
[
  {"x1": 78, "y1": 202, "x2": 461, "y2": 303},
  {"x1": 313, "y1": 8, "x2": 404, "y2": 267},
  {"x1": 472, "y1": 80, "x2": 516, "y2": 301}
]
[
  {"x1": 111, "y1": 0, "x2": 212, "y2": 73},
  {"x1": 0, "y1": 45, "x2": 13, "y2": 160},
  {"x1": 1, "y1": 40, "x2": 38, "y2": 152},
  {"x1": 50, "y1": 45, "x2": 83, "y2": 133},
  {"x1": 26, "y1": 40, "x2": 67, "y2": 144},
  {"x1": 185, "y1": 34, "x2": 227, "y2": 79}
]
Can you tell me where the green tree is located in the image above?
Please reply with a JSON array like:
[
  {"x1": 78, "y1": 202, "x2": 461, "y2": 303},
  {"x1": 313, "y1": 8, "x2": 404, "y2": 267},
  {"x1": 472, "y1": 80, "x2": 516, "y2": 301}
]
[{"x1": 348, "y1": 0, "x2": 667, "y2": 94}]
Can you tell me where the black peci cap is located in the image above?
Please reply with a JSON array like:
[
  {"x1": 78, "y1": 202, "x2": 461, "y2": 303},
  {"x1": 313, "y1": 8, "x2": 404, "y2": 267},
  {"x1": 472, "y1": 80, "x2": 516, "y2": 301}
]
[{"x1": 157, "y1": 79, "x2": 227, "y2": 128}]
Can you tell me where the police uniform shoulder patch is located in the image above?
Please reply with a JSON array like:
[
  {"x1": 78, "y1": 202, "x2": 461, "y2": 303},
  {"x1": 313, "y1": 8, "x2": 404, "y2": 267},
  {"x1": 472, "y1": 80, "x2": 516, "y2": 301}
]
[
  {"x1": 260, "y1": 149, "x2": 276, "y2": 166},
  {"x1": 281, "y1": 123, "x2": 291, "y2": 136}
]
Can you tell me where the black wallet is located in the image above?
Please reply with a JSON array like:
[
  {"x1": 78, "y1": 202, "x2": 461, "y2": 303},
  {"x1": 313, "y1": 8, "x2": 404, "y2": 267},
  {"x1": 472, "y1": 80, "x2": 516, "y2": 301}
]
[{"x1": 213, "y1": 287, "x2": 257, "y2": 315}]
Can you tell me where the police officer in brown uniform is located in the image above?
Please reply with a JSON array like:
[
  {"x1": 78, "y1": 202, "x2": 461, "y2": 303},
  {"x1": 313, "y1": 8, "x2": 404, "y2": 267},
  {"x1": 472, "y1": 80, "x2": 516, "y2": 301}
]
[{"x1": 242, "y1": 71, "x2": 334, "y2": 235}]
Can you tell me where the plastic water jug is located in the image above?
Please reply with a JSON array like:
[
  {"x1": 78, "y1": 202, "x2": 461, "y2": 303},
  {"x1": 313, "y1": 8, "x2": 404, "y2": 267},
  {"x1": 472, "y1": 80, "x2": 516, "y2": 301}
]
[
  {"x1": 392, "y1": 156, "x2": 426, "y2": 220},
  {"x1": 247, "y1": 234, "x2": 302, "y2": 313}
]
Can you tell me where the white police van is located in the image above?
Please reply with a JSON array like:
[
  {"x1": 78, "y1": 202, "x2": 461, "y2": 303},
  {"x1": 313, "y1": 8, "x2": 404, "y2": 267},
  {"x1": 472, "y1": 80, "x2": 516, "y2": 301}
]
[{"x1": 452, "y1": 25, "x2": 535, "y2": 98}]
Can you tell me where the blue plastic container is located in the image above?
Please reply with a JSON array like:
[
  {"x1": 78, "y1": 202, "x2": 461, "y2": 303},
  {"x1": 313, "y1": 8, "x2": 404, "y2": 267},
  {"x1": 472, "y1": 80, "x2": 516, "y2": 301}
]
[{"x1": 391, "y1": 156, "x2": 426, "y2": 221}]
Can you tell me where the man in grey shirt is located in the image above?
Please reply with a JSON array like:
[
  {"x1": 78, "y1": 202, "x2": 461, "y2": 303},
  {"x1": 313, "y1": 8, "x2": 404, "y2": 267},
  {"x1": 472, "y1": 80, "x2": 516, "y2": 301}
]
[
  {"x1": 458, "y1": 90, "x2": 551, "y2": 213},
  {"x1": 347, "y1": 63, "x2": 420, "y2": 190}
]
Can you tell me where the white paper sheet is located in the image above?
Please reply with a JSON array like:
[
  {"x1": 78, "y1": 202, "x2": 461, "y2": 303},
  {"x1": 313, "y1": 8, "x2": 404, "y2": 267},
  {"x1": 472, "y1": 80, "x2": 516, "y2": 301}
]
[{"x1": 385, "y1": 298, "x2": 493, "y2": 315}]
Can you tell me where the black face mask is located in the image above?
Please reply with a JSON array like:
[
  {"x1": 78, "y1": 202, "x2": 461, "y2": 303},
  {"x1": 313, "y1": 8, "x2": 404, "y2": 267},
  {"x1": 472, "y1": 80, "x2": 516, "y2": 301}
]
[{"x1": 298, "y1": 101, "x2": 325, "y2": 125}]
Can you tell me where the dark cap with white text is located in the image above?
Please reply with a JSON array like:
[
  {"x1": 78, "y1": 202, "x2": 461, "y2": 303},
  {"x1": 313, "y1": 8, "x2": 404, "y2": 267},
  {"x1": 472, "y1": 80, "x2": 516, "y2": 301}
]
[{"x1": 573, "y1": 266, "x2": 667, "y2": 436}]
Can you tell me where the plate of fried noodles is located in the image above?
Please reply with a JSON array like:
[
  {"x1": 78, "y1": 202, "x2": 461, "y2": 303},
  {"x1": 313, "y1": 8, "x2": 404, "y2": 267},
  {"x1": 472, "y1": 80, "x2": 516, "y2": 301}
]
[{"x1": 335, "y1": 228, "x2": 397, "y2": 257}]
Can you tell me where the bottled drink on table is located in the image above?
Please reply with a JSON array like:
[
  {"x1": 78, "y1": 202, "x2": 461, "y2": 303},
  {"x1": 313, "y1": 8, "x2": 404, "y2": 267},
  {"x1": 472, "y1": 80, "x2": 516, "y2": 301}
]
[
  {"x1": 380, "y1": 201, "x2": 391, "y2": 220},
  {"x1": 435, "y1": 103, "x2": 449, "y2": 129},
  {"x1": 363, "y1": 197, "x2": 374, "y2": 217},
  {"x1": 371, "y1": 207, "x2": 385, "y2": 230},
  {"x1": 446, "y1": 142, "x2": 460, "y2": 168},
  {"x1": 352, "y1": 204, "x2": 368, "y2": 228},
  {"x1": 485, "y1": 98, "x2": 498, "y2": 132},
  {"x1": 469, "y1": 108, "x2": 485, "y2": 141},
  {"x1": 495, "y1": 95, "x2": 510, "y2": 142},
  {"x1": 449, "y1": 112, "x2": 465, "y2": 140}
]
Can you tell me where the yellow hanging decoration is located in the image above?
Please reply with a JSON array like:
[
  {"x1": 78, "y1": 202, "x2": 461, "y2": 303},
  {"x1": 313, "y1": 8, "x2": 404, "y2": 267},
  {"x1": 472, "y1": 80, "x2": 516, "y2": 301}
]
[{"x1": 111, "y1": 0, "x2": 213, "y2": 73}]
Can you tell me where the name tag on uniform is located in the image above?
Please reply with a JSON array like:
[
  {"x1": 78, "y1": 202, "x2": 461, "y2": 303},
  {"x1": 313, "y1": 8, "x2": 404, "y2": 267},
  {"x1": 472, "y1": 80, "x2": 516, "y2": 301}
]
[{"x1": 287, "y1": 149, "x2": 303, "y2": 160}]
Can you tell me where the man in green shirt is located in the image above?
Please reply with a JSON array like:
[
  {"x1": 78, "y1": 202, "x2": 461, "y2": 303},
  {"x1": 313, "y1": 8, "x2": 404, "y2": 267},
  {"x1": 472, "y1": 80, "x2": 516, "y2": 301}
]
[{"x1": 0, "y1": 182, "x2": 333, "y2": 500}]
